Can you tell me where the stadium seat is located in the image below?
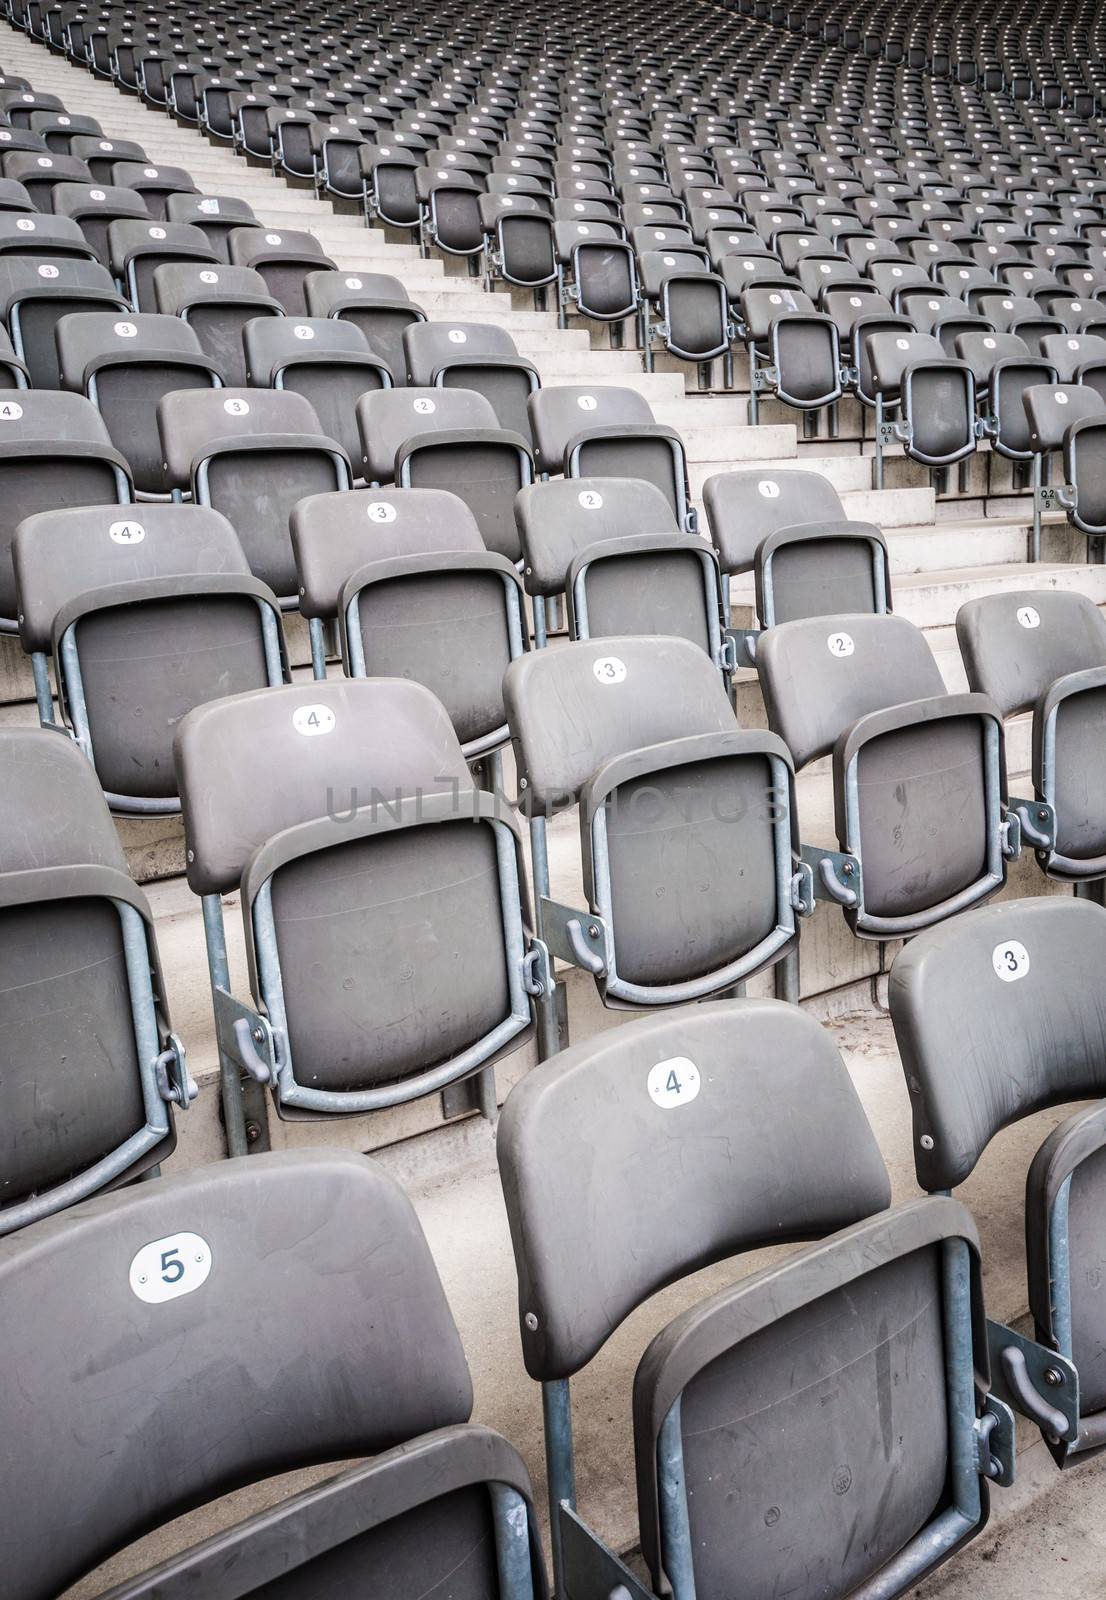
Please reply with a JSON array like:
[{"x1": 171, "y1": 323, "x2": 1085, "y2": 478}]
[
  {"x1": 228, "y1": 224, "x2": 334, "y2": 313},
  {"x1": 890, "y1": 895, "x2": 1106, "y2": 1466},
  {"x1": 106, "y1": 217, "x2": 218, "y2": 310},
  {"x1": 157, "y1": 386, "x2": 351, "y2": 602},
  {"x1": 504, "y1": 636, "x2": 802, "y2": 1013},
  {"x1": 0, "y1": 1150, "x2": 545, "y2": 1597},
  {"x1": 757, "y1": 612, "x2": 1017, "y2": 936},
  {"x1": 304, "y1": 267, "x2": 427, "y2": 376},
  {"x1": 291, "y1": 484, "x2": 527, "y2": 756},
  {"x1": 404, "y1": 320, "x2": 539, "y2": 439},
  {"x1": 957, "y1": 588, "x2": 1106, "y2": 881},
  {"x1": 0, "y1": 726, "x2": 192, "y2": 1234},
  {"x1": 55, "y1": 310, "x2": 223, "y2": 493},
  {"x1": 243, "y1": 314, "x2": 393, "y2": 467},
  {"x1": 498, "y1": 1000, "x2": 1012, "y2": 1596},
  {"x1": 0, "y1": 256, "x2": 127, "y2": 386},
  {"x1": 1023, "y1": 382, "x2": 1106, "y2": 554},
  {"x1": 865, "y1": 329, "x2": 980, "y2": 489},
  {"x1": 152, "y1": 261, "x2": 283, "y2": 387},
  {"x1": 358, "y1": 385, "x2": 532, "y2": 560},
  {"x1": 175, "y1": 680, "x2": 534, "y2": 1133},
  {"x1": 13, "y1": 503, "x2": 287, "y2": 811},
  {"x1": 527, "y1": 384, "x2": 696, "y2": 531}
]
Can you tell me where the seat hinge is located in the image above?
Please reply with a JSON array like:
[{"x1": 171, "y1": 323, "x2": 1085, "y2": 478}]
[
  {"x1": 800, "y1": 844, "x2": 862, "y2": 908},
  {"x1": 212, "y1": 987, "x2": 283, "y2": 1085},
  {"x1": 522, "y1": 938, "x2": 554, "y2": 998},
  {"x1": 1006, "y1": 796, "x2": 1056, "y2": 853},
  {"x1": 538, "y1": 898, "x2": 609, "y2": 976},
  {"x1": 723, "y1": 626, "x2": 760, "y2": 668},
  {"x1": 986, "y1": 1318, "x2": 1080, "y2": 1446},
  {"x1": 976, "y1": 1396, "x2": 1016, "y2": 1487},
  {"x1": 153, "y1": 1031, "x2": 198, "y2": 1109},
  {"x1": 1035, "y1": 482, "x2": 1077, "y2": 515}
]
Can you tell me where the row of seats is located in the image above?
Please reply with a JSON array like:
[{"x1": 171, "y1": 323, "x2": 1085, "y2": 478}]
[{"x1": 5, "y1": 893, "x2": 1106, "y2": 1597}]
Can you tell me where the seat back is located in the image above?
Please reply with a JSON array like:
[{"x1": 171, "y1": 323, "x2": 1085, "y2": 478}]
[
  {"x1": 228, "y1": 225, "x2": 334, "y2": 312},
  {"x1": 243, "y1": 314, "x2": 390, "y2": 464},
  {"x1": 56, "y1": 310, "x2": 220, "y2": 491},
  {"x1": 14, "y1": 503, "x2": 282, "y2": 804},
  {"x1": 176, "y1": 680, "x2": 531, "y2": 1103},
  {"x1": 403, "y1": 319, "x2": 536, "y2": 437},
  {"x1": 152, "y1": 262, "x2": 282, "y2": 387},
  {"x1": 158, "y1": 387, "x2": 349, "y2": 599},
  {"x1": 957, "y1": 590, "x2": 1106, "y2": 717},
  {"x1": 0, "y1": 257, "x2": 127, "y2": 387},
  {"x1": 1023, "y1": 383, "x2": 1106, "y2": 453},
  {"x1": 703, "y1": 466, "x2": 845, "y2": 574},
  {"x1": 515, "y1": 476, "x2": 679, "y2": 596},
  {"x1": 755, "y1": 520, "x2": 891, "y2": 626},
  {"x1": 0, "y1": 1151, "x2": 474, "y2": 1600}
]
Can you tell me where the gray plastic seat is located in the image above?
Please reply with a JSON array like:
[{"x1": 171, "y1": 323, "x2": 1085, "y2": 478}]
[
  {"x1": 637, "y1": 249, "x2": 733, "y2": 378},
  {"x1": 416, "y1": 165, "x2": 486, "y2": 257},
  {"x1": 889, "y1": 895, "x2": 1106, "y2": 1466},
  {"x1": 0, "y1": 1149, "x2": 545, "y2": 1599},
  {"x1": 360, "y1": 142, "x2": 423, "y2": 232},
  {"x1": 514, "y1": 476, "x2": 728, "y2": 660},
  {"x1": 357, "y1": 386, "x2": 532, "y2": 561},
  {"x1": 174, "y1": 679, "x2": 533, "y2": 1127},
  {"x1": 865, "y1": 330, "x2": 978, "y2": 487},
  {"x1": 0, "y1": 726, "x2": 191, "y2": 1234},
  {"x1": 552, "y1": 219, "x2": 638, "y2": 327},
  {"x1": 228, "y1": 225, "x2": 335, "y2": 313},
  {"x1": 403, "y1": 320, "x2": 540, "y2": 440},
  {"x1": 67, "y1": 136, "x2": 147, "y2": 184},
  {"x1": 504, "y1": 635, "x2": 801, "y2": 1005},
  {"x1": 958, "y1": 589, "x2": 1106, "y2": 878},
  {"x1": 527, "y1": 385, "x2": 695, "y2": 532},
  {"x1": 741, "y1": 283, "x2": 842, "y2": 424},
  {"x1": 0, "y1": 257, "x2": 128, "y2": 387},
  {"x1": 481, "y1": 193, "x2": 557, "y2": 293},
  {"x1": 105, "y1": 217, "x2": 218, "y2": 310},
  {"x1": 243, "y1": 314, "x2": 392, "y2": 468},
  {"x1": 50, "y1": 180, "x2": 151, "y2": 263},
  {"x1": 757, "y1": 612, "x2": 1013, "y2": 936},
  {"x1": 157, "y1": 387, "x2": 351, "y2": 601},
  {"x1": 703, "y1": 466, "x2": 846, "y2": 574},
  {"x1": 55, "y1": 311, "x2": 223, "y2": 493},
  {"x1": 291, "y1": 485, "x2": 525, "y2": 756},
  {"x1": 13, "y1": 503, "x2": 286, "y2": 810},
  {"x1": 1040, "y1": 331, "x2": 1106, "y2": 388},
  {"x1": 498, "y1": 1000, "x2": 1008, "y2": 1598},
  {"x1": 304, "y1": 267, "x2": 427, "y2": 376},
  {"x1": 109, "y1": 159, "x2": 197, "y2": 219},
  {"x1": 0, "y1": 390, "x2": 131, "y2": 633},
  {"x1": 152, "y1": 261, "x2": 283, "y2": 387},
  {"x1": 1, "y1": 149, "x2": 92, "y2": 208},
  {"x1": 0, "y1": 210, "x2": 94, "y2": 262},
  {"x1": 163, "y1": 192, "x2": 260, "y2": 261}
]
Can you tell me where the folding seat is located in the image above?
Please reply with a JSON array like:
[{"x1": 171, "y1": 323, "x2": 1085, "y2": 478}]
[
  {"x1": 416, "y1": 165, "x2": 485, "y2": 261},
  {"x1": 741, "y1": 283, "x2": 843, "y2": 429},
  {"x1": 864, "y1": 330, "x2": 979, "y2": 489},
  {"x1": 176, "y1": 679, "x2": 534, "y2": 1129},
  {"x1": 515, "y1": 474, "x2": 732, "y2": 660},
  {"x1": 909, "y1": 293, "x2": 995, "y2": 354},
  {"x1": 956, "y1": 588, "x2": 1106, "y2": 880},
  {"x1": 528, "y1": 384, "x2": 696, "y2": 532},
  {"x1": 50, "y1": 182, "x2": 151, "y2": 264},
  {"x1": 303, "y1": 267, "x2": 427, "y2": 376},
  {"x1": 105, "y1": 218, "x2": 218, "y2": 311},
  {"x1": 14, "y1": 502, "x2": 287, "y2": 811},
  {"x1": 637, "y1": 248, "x2": 734, "y2": 383},
  {"x1": 0, "y1": 209, "x2": 94, "y2": 262},
  {"x1": 972, "y1": 290, "x2": 1065, "y2": 350},
  {"x1": 954, "y1": 330, "x2": 1056, "y2": 488},
  {"x1": 310, "y1": 118, "x2": 371, "y2": 203},
  {"x1": 158, "y1": 388, "x2": 351, "y2": 602},
  {"x1": 56, "y1": 311, "x2": 222, "y2": 494},
  {"x1": 889, "y1": 895, "x2": 1106, "y2": 1466},
  {"x1": 1, "y1": 150, "x2": 92, "y2": 209},
  {"x1": 505, "y1": 637, "x2": 802, "y2": 1009},
  {"x1": 687, "y1": 202, "x2": 747, "y2": 242},
  {"x1": 0, "y1": 177, "x2": 34, "y2": 215},
  {"x1": 0, "y1": 391, "x2": 131, "y2": 641},
  {"x1": 0, "y1": 1151, "x2": 546, "y2": 1597},
  {"x1": 291, "y1": 485, "x2": 526, "y2": 753},
  {"x1": 479, "y1": 192, "x2": 557, "y2": 299},
  {"x1": 1038, "y1": 294, "x2": 1106, "y2": 334},
  {"x1": 67, "y1": 136, "x2": 148, "y2": 184},
  {"x1": 757, "y1": 610, "x2": 1018, "y2": 935},
  {"x1": 0, "y1": 89, "x2": 63, "y2": 129},
  {"x1": 243, "y1": 314, "x2": 391, "y2": 466},
  {"x1": 357, "y1": 387, "x2": 531, "y2": 561},
  {"x1": 498, "y1": 999, "x2": 1012, "y2": 1596},
  {"x1": 228, "y1": 225, "x2": 334, "y2": 314},
  {"x1": 1039, "y1": 330, "x2": 1106, "y2": 399},
  {"x1": 108, "y1": 160, "x2": 197, "y2": 220},
  {"x1": 0, "y1": 257, "x2": 129, "y2": 389},
  {"x1": 0, "y1": 726, "x2": 192, "y2": 1234},
  {"x1": 152, "y1": 262, "x2": 283, "y2": 388},
  {"x1": 553, "y1": 195, "x2": 622, "y2": 224},
  {"x1": 0, "y1": 325, "x2": 27, "y2": 389},
  {"x1": 552, "y1": 218, "x2": 638, "y2": 332},
  {"x1": 28, "y1": 110, "x2": 103, "y2": 153},
  {"x1": 403, "y1": 320, "x2": 539, "y2": 440},
  {"x1": 703, "y1": 465, "x2": 890, "y2": 647},
  {"x1": 164, "y1": 192, "x2": 261, "y2": 261},
  {"x1": 1023, "y1": 383, "x2": 1106, "y2": 552}
]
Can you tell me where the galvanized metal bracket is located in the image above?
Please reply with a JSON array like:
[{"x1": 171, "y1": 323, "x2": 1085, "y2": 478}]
[
  {"x1": 522, "y1": 938, "x2": 555, "y2": 998},
  {"x1": 977, "y1": 1395, "x2": 1016, "y2": 1488},
  {"x1": 752, "y1": 362, "x2": 779, "y2": 392},
  {"x1": 1035, "y1": 483, "x2": 1076, "y2": 515},
  {"x1": 986, "y1": 1318, "x2": 1080, "y2": 1444},
  {"x1": 800, "y1": 844, "x2": 862, "y2": 908},
  {"x1": 153, "y1": 1031, "x2": 198, "y2": 1110},
  {"x1": 539, "y1": 899, "x2": 610, "y2": 976},
  {"x1": 212, "y1": 986, "x2": 280, "y2": 1086},
  {"x1": 723, "y1": 626, "x2": 760, "y2": 668},
  {"x1": 1007, "y1": 795, "x2": 1056, "y2": 853},
  {"x1": 790, "y1": 859, "x2": 817, "y2": 918},
  {"x1": 558, "y1": 1504, "x2": 658, "y2": 1600}
]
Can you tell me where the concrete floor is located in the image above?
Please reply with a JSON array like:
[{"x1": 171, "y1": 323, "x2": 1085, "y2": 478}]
[{"x1": 62, "y1": 1008, "x2": 1106, "y2": 1599}]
